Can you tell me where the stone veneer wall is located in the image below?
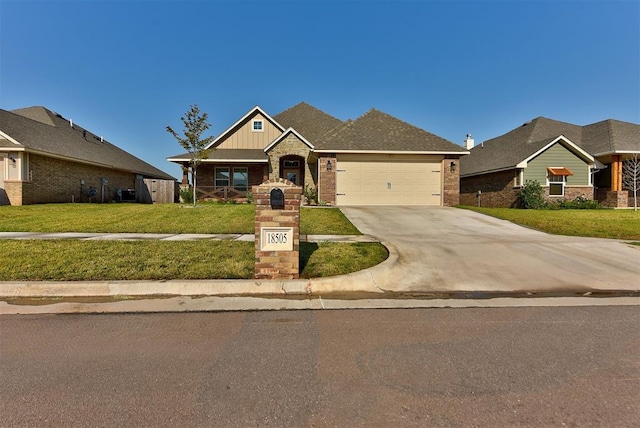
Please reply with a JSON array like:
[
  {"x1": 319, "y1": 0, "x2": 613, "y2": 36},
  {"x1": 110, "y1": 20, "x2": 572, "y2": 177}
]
[
  {"x1": 597, "y1": 190, "x2": 631, "y2": 208},
  {"x1": 7, "y1": 154, "x2": 137, "y2": 205},
  {"x1": 266, "y1": 133, "x2": 314, "y2": 190},
  {"x1": 254, "y1": 179, "x2": 301, "y2": 280}
]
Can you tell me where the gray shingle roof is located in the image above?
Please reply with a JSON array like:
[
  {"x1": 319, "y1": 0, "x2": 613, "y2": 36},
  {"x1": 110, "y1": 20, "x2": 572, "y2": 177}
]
[
  {"x1": 314, "y1": 108, "x2": 467, "y2": 153},
  {"x1": 273, "y1": 102, "x2": 343, "y2": 142},
  {"x1": 1, "y1": 106, "x2": 174, "y2": 180},
  {"x1": 460, "y1": 116, "x2": 640, "y2": 176},
  {"x1": 582, "y1": 119, "x2": 640, "y2": 154}
]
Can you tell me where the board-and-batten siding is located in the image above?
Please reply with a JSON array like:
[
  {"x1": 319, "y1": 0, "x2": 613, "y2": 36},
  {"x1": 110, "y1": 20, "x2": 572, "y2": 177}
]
[
  {"x1": 216, "y1": 113, "x2": 282, "y2": 150},
  {"x1": 524, "y1": 143, "x2": 590, "y2": 185}
]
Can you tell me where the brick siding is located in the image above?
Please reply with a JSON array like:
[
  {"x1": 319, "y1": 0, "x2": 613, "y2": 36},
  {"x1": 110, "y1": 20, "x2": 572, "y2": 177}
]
[
  {"x1": 254, "y1": 179, "x2": 301, "y2": 280},
  {"x1": 8, "y1": 154, "x2": 138, "y2": 205},
  {"x1": 443, "y1": 157, "x2": 460, "y2": 206},
  {"x1": 318, "y1": 155, "x2": 336, "y2": 205},
  {"x1": 461, "y1": 170, "x2": 520, "y2": 208}
]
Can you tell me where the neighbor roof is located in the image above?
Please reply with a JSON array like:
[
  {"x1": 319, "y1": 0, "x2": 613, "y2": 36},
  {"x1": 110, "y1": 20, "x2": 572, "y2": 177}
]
[
  {"x1": 314, "y1": 108, "x2": 468, "y2": 153},
  {"x1": 0, "y1": 106, "x2": 174, "y2": 180},
  {"x1": 460, "y1": 116, "x2": 639, "y2": 176},
  {"x1": 581, "y1": 119, "x2": 640, "y2": 155},
  {"x1": 273, "y1": 102, "x2": 343, "y2": 143}
]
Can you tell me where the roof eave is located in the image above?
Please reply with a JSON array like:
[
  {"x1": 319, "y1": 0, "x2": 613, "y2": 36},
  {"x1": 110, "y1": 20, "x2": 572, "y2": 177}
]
[
  {"x1": 0, "y1": 130, "x2": 25, "y2": 146},
  {"x1": 264, "y1": 127, "x2": 315, "y2": 152},
  {"x1": 461, "y1": 165, "x2": 517, "y2": 178},
  {"x1": 313, "y1": 149, "x2": 470, "y2": 155}
]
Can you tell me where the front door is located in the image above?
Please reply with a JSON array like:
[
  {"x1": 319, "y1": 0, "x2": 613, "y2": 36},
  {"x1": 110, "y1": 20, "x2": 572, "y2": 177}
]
[{"x1": 282, "y1": 168, "x2": 301, "y2": 185}]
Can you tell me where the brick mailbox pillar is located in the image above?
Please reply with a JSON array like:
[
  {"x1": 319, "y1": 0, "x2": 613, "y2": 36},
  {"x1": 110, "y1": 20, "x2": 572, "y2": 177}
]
[{"x1": 254, "y1": 179, "x2": 301, "y2": 279}]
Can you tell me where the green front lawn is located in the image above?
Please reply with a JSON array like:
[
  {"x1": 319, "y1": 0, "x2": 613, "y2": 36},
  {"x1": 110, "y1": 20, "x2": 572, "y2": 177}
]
[
  {"x1": 0, "y1": 203, "x2": 382, "y2": 281},
  {"x1": 0, "y1": 203, "x2": 359, "y2": 235},
  {"x1": 460, "y1": 206, "x2": 640, "y2": 240},
  {"x1": 0, "y1": 240, "x2": 387, "y2": 281}
]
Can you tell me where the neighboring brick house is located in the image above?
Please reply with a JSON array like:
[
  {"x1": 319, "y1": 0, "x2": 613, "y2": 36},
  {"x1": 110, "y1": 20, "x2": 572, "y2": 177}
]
[
  {"x1": 0, "y1": 106, "x2": 176, "y2": 206},
  {"x1": 460, "y1": 117, "x2": 640, "y2": 208},
  {"x1": 167, "y1": 102, "x2": 469, "y2": 206}
]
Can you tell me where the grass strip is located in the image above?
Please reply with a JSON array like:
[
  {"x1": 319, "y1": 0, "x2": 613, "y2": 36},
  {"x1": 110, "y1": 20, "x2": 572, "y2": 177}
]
[
  {"x1": 0, "y1": 240, "x2": 387, "y2": 281},
  {"x1": 0, "y1": 204, "x2": 360, "y2": 235},
  {"x1": 459, "y1": 206, "x2": 640, "y2": 240}
]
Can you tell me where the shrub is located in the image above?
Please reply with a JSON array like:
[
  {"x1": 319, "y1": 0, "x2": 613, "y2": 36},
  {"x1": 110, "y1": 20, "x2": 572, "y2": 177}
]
[
  {"x1": 180, "y1": 187, "x2": 194, "y2": 204},
  {"x1": 552, "y1": 195, "x2": 602, "y2": 210},
  {"x1": 518, "y1": 180, "x2": 546, "y2": 209},
  {"x1": 303, "y1": 184, "x2": 318, "y2": 205}
]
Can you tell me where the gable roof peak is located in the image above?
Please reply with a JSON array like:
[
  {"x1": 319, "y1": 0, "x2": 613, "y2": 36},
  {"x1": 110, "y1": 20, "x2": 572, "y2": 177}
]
[{"x1": 10, "y1": 106, "x2": 59, "y2": 127}]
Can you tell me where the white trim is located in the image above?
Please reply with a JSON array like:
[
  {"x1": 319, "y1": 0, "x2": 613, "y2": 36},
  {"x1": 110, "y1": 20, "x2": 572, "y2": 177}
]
[
  {"x1": 167, "y1": 156, "x2": 268, "y2": 163},
  {"x1": 546, "y1": 167, "x2": 567, "y2": 197},
  {"x1": 205, "y1": 106, "x2": 285, "y2": 150},
  {"x1": 264, "y1": 128, "x2": 315, "y2": 152},
  {"x1": 252, "y1": 120, "x2": 264, "y2": 132},
  {"x1": 0, "y1": 130, "x2": 22, "y2": 146},
  {"x1": 514, "y1": 169, "x2": 523, "y2": 187},
  {"x1": 591, "y1": 150, "x2": 640, "y2": 157},
  {"x1": 516, "y1": 135, "x2": 594, "y2": 168},
  {"x1": 313, "y1": 149, "x2": 469, "y2": 155}
]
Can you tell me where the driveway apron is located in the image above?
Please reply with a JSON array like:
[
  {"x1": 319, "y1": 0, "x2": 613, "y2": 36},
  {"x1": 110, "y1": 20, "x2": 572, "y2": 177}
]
[{"x1": 340, "y1": 206, "x2": 640, "y2": 293}]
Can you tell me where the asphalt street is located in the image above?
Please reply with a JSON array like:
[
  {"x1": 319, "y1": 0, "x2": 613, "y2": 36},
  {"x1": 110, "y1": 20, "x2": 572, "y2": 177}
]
[{"x1": 1, "y1": 306, "x2": 639, "y2": 427}]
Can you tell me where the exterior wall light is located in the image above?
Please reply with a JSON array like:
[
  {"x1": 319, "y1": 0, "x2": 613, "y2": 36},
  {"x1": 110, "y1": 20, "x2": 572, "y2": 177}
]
[
  {"x1": 326, "y1": 159, "x2": 332, "y2": 171},
  {"x1": 450, "y1": 161, "x2": 456, "y2": 173}
]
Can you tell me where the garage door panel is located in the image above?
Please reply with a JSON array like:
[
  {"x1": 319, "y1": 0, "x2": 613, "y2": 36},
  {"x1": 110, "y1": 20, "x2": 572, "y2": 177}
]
[{"x1": 336, "y1": 154, "x2": 442, "y2": 206}]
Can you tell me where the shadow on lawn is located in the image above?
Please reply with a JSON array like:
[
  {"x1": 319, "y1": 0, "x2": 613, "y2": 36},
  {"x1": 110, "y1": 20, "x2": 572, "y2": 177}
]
[{"x1": 299, "y1": 242, "x2": 319, "y2": 273}]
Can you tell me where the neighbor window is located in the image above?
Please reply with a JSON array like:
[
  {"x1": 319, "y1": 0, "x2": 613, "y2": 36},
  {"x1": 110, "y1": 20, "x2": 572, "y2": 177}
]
[
  {"x1": 233, "y1": 167, "x2": 248, "y2": 192},
  {"x1": 215, "y1": 167, "x2": 230, "y2": 188},
  {"x1": 547, "y1": 167, "x2": 572, "y2": 197},
  {"x1": 548, "y1": 174, "x2": 566, "y2": 196},
  {"x1": 252, "y1": 120, "x2": 263, "y2": 132},
  {"x1": 514, "y1": 169, "x2": 523, "y2": 187}
]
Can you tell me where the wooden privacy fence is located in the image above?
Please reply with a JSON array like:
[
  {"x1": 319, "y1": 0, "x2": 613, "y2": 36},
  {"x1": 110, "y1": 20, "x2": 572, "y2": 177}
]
[{"x1": 139, "y1": 178, "x2": 177, "y2": 204}]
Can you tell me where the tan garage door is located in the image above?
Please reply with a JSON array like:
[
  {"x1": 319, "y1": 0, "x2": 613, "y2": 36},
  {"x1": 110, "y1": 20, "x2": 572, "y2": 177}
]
[{"x1": 335, "y1": 154, "x2": 442, "y2": 205}]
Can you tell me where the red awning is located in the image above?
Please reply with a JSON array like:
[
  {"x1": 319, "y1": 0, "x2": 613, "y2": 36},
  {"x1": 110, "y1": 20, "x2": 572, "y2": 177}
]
[{"x1": 547, "y1": 167, "x2": 573, "y2": 176}]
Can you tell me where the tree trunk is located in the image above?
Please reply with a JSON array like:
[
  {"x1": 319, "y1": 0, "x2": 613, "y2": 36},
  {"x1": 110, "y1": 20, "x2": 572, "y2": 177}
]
[{"x1": 193, "y1": 164, "x2": 197, "y2": 208}]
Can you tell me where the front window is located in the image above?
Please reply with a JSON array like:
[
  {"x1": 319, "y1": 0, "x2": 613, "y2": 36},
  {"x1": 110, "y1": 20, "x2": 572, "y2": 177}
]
[
  {"x1": 215, "y1": 167, "x2": 230, "y2": 188},
  {"x1": 252, "y1": 120, "x2": 263, "y2": 132},
  {"x1": 233, "y1": 167, "x2": 248, "y2": 191}
]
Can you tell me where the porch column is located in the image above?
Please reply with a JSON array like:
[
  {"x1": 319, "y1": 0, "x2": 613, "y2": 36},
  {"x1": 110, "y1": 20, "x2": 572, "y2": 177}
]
[{"x1": 611, "y1": 155, "x2": 622, "y2": 191}]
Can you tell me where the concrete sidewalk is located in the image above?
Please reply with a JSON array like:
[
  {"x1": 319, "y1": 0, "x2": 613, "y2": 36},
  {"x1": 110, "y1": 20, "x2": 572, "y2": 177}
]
[
  {"x1": 0, "y1": 232, "x2": 378, "y2": 243},
  {"x1": 2, "y1": 206, "x2": 639, "y2": 314}
]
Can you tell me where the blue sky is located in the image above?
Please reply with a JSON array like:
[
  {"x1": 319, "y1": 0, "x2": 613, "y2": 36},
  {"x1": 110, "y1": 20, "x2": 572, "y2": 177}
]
[{"x1": 1, "y1": 0, "x2": 638, "y2": 180}]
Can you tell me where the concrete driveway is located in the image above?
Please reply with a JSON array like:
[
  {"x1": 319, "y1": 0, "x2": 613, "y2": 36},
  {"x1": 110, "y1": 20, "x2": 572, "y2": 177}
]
[{"x1": 340, "y1": 206, "x2": 640, "y2": 293}]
